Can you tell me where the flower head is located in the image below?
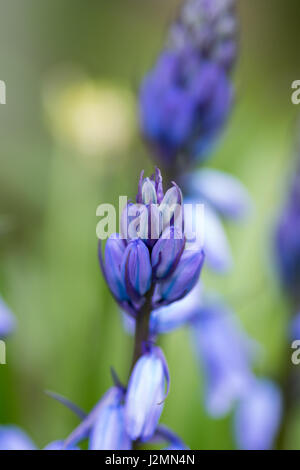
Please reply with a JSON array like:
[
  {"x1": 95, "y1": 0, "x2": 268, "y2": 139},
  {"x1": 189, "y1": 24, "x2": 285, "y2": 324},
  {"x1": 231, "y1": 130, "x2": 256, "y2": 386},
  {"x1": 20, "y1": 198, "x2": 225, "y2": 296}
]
[{"x1": 99, "y1": 168, "x2": 204, "y2": 315}]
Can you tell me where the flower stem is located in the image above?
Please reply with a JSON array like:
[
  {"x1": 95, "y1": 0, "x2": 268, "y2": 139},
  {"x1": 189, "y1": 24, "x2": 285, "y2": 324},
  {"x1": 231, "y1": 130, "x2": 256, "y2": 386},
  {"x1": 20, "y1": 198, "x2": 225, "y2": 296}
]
[{"x1": 129, "y1": 287, "x2": 154, "y2": 374}]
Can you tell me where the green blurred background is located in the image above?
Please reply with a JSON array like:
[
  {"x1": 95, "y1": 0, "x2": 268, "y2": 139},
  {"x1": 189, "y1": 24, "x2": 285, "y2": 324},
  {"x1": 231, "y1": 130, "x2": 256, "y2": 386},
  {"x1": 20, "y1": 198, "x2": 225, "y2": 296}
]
[{"x1": 0, "y1": 0, "x2": 299, "y2": 449}]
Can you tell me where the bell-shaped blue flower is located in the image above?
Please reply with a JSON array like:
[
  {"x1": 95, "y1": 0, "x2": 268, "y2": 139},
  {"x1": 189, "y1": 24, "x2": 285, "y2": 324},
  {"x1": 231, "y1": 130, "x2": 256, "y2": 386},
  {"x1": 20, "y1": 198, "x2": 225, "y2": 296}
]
[
  {"x1": 125, "y1": 345, "x2": 169, "y2": 441},
  {"x1": 191, "y1": 300, "x2": 254, "y2": 417},
  {"x1": 89, "y1": 387, "x2": 131, "y2": 450},
  {"x1": 154, "y1": 249, "x2": 204, "y2": 305},
  {"x1": 63, "y1": 386, "x2": 131, "y2": 450},
  {"x1": 121, "y1": 239, "x2": 152, "y2": 300},
  {"x1": 185, "y1": 168, "x2": 252, "y2": 220},
  {"x1": 234, "y1": 378, "x2": 282, "y2": 450}
]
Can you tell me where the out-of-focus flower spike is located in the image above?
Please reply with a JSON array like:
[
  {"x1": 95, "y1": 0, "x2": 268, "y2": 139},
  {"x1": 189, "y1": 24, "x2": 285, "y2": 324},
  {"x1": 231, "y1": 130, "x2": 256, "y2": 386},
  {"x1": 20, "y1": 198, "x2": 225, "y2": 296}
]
[
  {"x1": 234, "y1": 378, "x2": 282, "y2": 450},
  {"x1": 185, "y1": 168, "x2": 252, "y2": 220},
  {"x1": 290, "y1": 312, "x2": 300, "y2": 341},
  {"x1": 191, "y1": 302, "x2": 253, "y2": 417}
]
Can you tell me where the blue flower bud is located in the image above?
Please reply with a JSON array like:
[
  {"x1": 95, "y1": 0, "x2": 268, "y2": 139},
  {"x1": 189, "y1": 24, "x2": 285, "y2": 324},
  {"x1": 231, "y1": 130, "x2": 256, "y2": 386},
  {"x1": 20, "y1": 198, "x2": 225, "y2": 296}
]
[
  {"x1": 160, "y1": 183, "x2": 184, "y2": 233},
  {"x1": 154, "y1": 249, "x2": 204, "y2": 304},
  {"x1": 234, "y1": 379, "x2": 282, "y2": 450},
  {"x1": 63, "y1": 386, "x2": 131, "y2": 450},
  {"x1": 121, "y1": 239, "x2": 152, "y2": 298},
  {"x1": 142, "y1": 178, "x2": 157, "y2": 204},
  {"x1": 89, "y1": 387, "x2": 131, "y2": 450},
  {"x1": 125, "y1": 346, "x2": 169, "y2": 441},
  {"x1": 151, "y1": 226, "x2": 185, "y2": 279},
  {"x1": 100, "y1": 234, "x2": 128, "y2": 302}
]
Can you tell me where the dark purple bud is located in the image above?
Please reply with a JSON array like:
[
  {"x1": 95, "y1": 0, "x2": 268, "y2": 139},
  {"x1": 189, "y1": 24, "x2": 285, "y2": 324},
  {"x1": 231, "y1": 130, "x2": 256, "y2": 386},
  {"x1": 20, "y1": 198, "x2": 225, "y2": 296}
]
[
  {"x1": 101, "y1": 234, "x2": 127, "y2": 302},
  {"x1": 151, "y1": 226, "x2": 185, "y2": 279},
  {"x1": 154, "y1": 249, "x2": 205, "y2": 304},
  {"x1": 121, "y1": 239, "x2": 152, "y2": 298}
]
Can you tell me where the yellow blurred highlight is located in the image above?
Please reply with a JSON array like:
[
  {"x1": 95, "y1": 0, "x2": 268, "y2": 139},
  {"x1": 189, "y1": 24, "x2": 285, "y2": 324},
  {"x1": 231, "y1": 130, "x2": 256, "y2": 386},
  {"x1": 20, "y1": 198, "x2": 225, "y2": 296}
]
[{"x1": 43, "y1": 70, "x2": 136, "y2": 162}]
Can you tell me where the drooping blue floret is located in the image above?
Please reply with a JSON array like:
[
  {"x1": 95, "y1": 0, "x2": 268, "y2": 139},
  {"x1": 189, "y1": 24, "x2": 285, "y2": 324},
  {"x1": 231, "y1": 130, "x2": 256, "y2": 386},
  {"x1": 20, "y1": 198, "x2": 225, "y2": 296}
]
[
  {"x1": 125, "y1": 345, "x2": 169, "y2": 441},
  {"x1": 234, "y1": 378, "x2": 282, "y2": 450},
  {"x1": 191, "y1": 300, "x2": 254, "y2": 417}
]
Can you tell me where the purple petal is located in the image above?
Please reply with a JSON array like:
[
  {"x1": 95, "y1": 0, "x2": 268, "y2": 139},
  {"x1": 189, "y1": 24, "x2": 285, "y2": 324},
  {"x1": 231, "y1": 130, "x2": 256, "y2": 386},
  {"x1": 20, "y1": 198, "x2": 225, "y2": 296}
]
[
  {"x1": 234, "y1": 378, "x2": 282, "y2": 450},
  {"x1": 0, "y1": 297, "x2": 16, "y2": 338},
  {"x1": 89, "y1": 396, "x2": 131, "y2": 450},
  {"x1": 187, "y1": 168, "x2": 252, "y2": 220},
  {"x1": 191, "y1": 302, "x2": 253, "y2": 417},
  {"x1": 0, "y1": 426, "x2": 36, "y2": 450},
  {"x1": 121, "y1": 239, "x2": 152, "y2": 298},
  {"x1": 125, "y1": 349, "x2": 165, "y2": 441},
  {"x1": 154, "y1": 249, "x2": 204, "y2": 304},
  {"x1": 151, "y1": 226, "x2": 185, "y2": 279}
]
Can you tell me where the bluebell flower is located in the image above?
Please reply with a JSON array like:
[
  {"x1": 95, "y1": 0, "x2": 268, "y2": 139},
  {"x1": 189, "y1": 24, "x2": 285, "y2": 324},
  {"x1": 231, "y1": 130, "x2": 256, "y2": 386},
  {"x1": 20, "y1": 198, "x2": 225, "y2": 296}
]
[
  {"x1": 191, "y1": 299, "x2": 254, "y2": 417},
  {"x1": 63, "y1": 386, "x2": 131, "y2": 450},
  {"x1": 99, "y1": 168, "x2": 205, "y2": 315},
  {"x1": 125, "y1": 345, "x2": 170, "y2": 441},
  {"x1": 0, "y1": 297, "x2": 16, "y2": 339},
  {"x1": 234, "y1": 378, "x2": 282, "y2": 450},
  {"x1": 140, "y1": 49, "x2": 233, "y2": 166},
  {"x1": 183, "y1": 168, "x2": 252, "y2": 273},
  {"x1": 168, "y1": 0, "x2": 237, "y2": 71}
]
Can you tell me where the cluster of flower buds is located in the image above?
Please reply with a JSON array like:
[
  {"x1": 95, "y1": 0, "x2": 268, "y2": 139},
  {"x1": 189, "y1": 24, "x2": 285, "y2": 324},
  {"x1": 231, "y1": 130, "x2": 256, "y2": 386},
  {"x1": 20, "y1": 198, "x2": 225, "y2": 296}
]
[
  {"x1": 99, "y1": 167, "x2": 205, "y2": 316},
  {"x1": 168, "y1": 0, "x2": 237, "y2": 71},
  {"x1": 139, "y1": 0, "x2": 236, "y2": 167}
]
